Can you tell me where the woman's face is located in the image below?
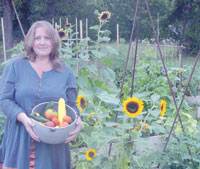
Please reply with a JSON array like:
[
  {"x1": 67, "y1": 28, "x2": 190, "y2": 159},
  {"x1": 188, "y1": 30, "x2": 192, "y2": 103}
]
[{"x1": 33, "y1": 26, "x2": 53, "y2": 58}]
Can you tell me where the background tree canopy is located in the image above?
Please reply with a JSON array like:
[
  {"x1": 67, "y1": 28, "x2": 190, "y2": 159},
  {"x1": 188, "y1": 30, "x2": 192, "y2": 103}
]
[{"x1": 1, "y1": 0, "x2": 200, "y2": 56}]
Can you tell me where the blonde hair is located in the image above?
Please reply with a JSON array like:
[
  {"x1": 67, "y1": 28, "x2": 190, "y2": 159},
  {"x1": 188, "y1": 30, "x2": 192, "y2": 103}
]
[{"x1": 24, "y1": 20, "x2": 62, "y2": 71}]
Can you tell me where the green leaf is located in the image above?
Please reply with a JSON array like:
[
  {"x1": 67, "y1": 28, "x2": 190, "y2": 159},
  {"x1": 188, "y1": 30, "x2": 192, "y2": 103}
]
[
  {"x1": 106, "y1": 46, "x2": 119, "y2": 55},
  {"x1": 79, "y1": 89, "x2": 94, "y2": 99},
  {"x1": 99, "y1": 36, "x2": 110, "y2": 42},
  {"x1": 97, "y1": 91, "x2": 120, "y2": 105},
  {"x1": 77, "y1": 77, "x2": 88, "y2": 88},
  {"x1": 100, "y1": 67, "x2": 115, "y2": 81},
  {"x1": 151, "y1": 93, "x2": 160, "y2": 103},
  {"x1": 79, "y1": 52, "x2": 90, "y2": 59},
  {"x1": 81, "y1": 70, "x2": 90, "y2": 76},
  {"x1": 89, "y1": 25, "x2": 99, "y2": 30},
  {"x1": 87, "y1": 64, "x2": 98, "y2": 76},
  {"x1": 148, "y1": 109, "x2": 159, "y2": 118},
  {"x1": 91, "y1": 50, "x2": 105, "y2": 58},
  {"x1": 104, "y1": 122, "x2": 118, "y2": 127}
]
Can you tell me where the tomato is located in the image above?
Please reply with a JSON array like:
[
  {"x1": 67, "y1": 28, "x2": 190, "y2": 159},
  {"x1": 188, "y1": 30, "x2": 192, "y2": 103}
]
[
  {"x1": 51, "y1": 117, "x2": 59, "y2": 126},
  {"x1": 45, "y1": 121, "x2": 55, "y2": 127},
  {"x1": 63, "y1": 116, "x2": 72, "y2": 124},
  {"x1": 45, "y1": 109, "x2": 57, "y2": 120},
  {"x1": 59, "y1": 122, "x2": 69, "y2": 128}
]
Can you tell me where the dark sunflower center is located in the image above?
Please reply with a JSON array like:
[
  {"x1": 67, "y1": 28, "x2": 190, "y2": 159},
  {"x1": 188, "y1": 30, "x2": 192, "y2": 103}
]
[
  {"x1": 89, "y1": 151, "x2": 94, "y2": 158},
  {"x1": 161, "y1": 104, "x2": 163, "y2": 111},
  {"x1": 126, "y1": 102, "x2": 139, "y2": 113},
  {"x1": 80, "y1": 98, "x2": 86, "y2": 108},
  {"x1": 102, "y1": 14, "x2": 108, "y2": 20},
  {"x1": 59, "y1": 31, "x2": 65, "y2": 38}
]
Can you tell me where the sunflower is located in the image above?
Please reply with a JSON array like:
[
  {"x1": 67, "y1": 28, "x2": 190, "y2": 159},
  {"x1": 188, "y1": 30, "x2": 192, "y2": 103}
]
[
  {"x1": 122, "y1": 97, "x2": 144, "y2": 118},
  {"x1": 77, "y1": 94, "x2": 87, "y2": 111},
  {"x1": 99, "y1": 11, "x2": 111, "y2": 22},
  {"x1": 86, "y1": 149, "x2": 97, "y2": 161},
  {"x1": 58, "y1": 29, "x2": 67, "y2": 39},
  {"x1": 86, "y1": 112, "x2": 99, "y2": 125},
  {"x1": 159, "y1": 100, "x2": 167, "y2": 116},
  {"x1": 65, "y1": 23, "x2": 71, "y2": 28}
]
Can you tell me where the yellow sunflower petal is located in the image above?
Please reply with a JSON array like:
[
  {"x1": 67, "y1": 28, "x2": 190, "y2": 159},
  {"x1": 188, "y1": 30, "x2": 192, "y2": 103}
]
[
  {"x1": 77, "y1": 94, "x2": 87, "y2": 111},
  {"x1": 99, "y1": 11, "x2": 111, "y2": 22},
  {"x1": 86, "y1": 149, "x2": 97, "y2": 161},
  {"x1": 58, "y1": 29, "x2": 67, "y2": 39},
  {"x1": 159, "y1": 100, "x2": 167, "y2": 116},
  {"x1": 122, "y1": 97, "x2": 144, "y2": 118}
]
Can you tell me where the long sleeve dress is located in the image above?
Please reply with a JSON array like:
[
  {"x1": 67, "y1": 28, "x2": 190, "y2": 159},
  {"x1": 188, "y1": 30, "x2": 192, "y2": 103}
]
[{"x1": 0, "y1": 57, "x2": 79, "y2": 169}]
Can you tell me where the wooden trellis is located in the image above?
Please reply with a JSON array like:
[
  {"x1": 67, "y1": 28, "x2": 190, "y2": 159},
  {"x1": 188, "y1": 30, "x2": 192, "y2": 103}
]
[{"x1": 111, "y1": 0, "x2": 200, "y2": 167}]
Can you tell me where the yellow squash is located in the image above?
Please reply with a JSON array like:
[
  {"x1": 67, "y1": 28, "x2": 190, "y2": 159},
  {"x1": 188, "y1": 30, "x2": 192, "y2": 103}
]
[{"x1": 58, "y1": 98, "x2": 67, "y2": 124}]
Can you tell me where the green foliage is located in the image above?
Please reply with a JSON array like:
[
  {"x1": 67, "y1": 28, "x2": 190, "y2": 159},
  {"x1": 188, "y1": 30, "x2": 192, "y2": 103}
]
[
  {"x1": 166, "y1": 0, "x2": 200, "y2": 55},
  {"x1": 0, "y1": 16, "x2": 200, "y2": 168}
]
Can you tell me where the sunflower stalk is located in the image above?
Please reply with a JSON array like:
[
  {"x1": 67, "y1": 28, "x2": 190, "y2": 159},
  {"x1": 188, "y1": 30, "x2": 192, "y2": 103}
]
[
  {"x1": 96, "y1": 22, "x2": 102, "y2": 51},
  {"x1": 117, "y1": 114, "x2": 126, "y2": 168},
  {"x1": 138, "y1": 110, "x2": 151, "y2": 137}
]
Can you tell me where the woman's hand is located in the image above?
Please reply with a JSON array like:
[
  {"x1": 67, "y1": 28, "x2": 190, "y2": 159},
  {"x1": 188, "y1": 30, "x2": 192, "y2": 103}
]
[
  {"x1": 17, "y1": 112, "x2": 40, "y2": 142},
  {"x1": 65, "y1": 116, "x2": 82, "y2": 143}
]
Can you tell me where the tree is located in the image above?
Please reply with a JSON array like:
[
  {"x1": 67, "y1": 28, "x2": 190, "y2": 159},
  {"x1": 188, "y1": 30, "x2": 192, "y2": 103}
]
[
  {"x1": 2, "y1": 0, "x2": 13, "y2": 50},
  {"x1": 166, "y1": 0, "x2": 200, "y2": 55}
]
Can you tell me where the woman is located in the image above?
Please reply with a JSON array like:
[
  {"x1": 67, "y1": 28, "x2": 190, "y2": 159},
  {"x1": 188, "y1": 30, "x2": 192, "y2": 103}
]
[{"x1": 0, "y1": 20, "x2": 82, "y2": 169}]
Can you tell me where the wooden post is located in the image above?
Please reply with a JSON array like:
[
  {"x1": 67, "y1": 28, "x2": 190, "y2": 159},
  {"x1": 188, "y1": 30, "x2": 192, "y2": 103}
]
[
  {"x1": 11, "y1": 0, "x2": 25, "y2": 38},
  {"x1": 86, "y1": 18, "x2": 88, "y2": 50},
  {"x1": 1, "y1": 18, "x2": 7, "y2": 61},
  {"x1": 75, "y1": 18, "x2": 79, "y2": 73},
  {"x1": 179, "y1": 46, "x2": 183, "y2": 90},
  {"x1": 117, "y1": 24, "x2": 119, "y2": 49},
  {"x1": 52, "y1": 18, "x2": 54, "y2": 28},
  {"x1": 55, "y1": 22, "x2": 58, "y2": 29},
  {"x1": 79, "y1": 20, "x2": 83, "y2": 40},
  {"x1": 59, "y1": 18, "x2": 61, "y2": 29},
  {"x1": 75, "y1": 18, "x2": 78, "y2": 45},
  {"x1": 156, "y1": 12, "x2": 159, "y2": 61}
]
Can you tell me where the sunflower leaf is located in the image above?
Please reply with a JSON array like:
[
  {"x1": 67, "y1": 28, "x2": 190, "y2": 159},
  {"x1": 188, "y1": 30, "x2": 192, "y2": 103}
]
[
  {"x1": 106, "y1": 46, "x2": 119, "y2": 55},
  {"x1": 76, "y1": 77, "x2": 88, "y2": 88},
  {"x1": 98, "y1": 36, "x2": 110, "y2": 42},
  {"x1": 87, "y1": 64, "x2": 98, "y2": 76},
  {"x1": 97, "y1": 91, "x2": 119, "y2": 105},
  {"x1": 100, "y1": 67, "x2": 115, "y2": 81},
  {"x1": 91, "y1": 50, "x2": 105, "y2": 58},
  {"x1": 150, "y1": 94, "x2": 160, "y2": 103}
]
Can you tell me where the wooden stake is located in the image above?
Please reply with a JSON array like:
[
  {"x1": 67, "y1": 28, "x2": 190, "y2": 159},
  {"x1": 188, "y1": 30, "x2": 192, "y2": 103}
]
[
  {"x1": 80, "y1": 20, "x2": 83, "y2": 40},
  {"x1": 179, "y1": 46, "x2": 183, "y2": 90},
  {"x1": 55, "y1": 22, "x2": 58, "y2": 29},
  {"x1": 59, "y1": 18, "x2": 61, "y2": 29},
  {"x1": 117, "y1": 24, "x2": 119, "y2": 49},
  {"x1": 75, "y1": 18, "x2": 79, "y2": 73},
  {"x1": 11, "y1": 0, "x2": 25, "y2": 38},
  {"x1": 75, "y1": 18, "x2": 78, "y2": 45},
  {"x1": 52, "y1": 18, "x2": 54, "y2": 28},
  {"x1": 86, "y1": 18, "x2": 88, "y2": 49},
  {"x1": 1, "y1": 18, "x2": 7, "y2": 61}
]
